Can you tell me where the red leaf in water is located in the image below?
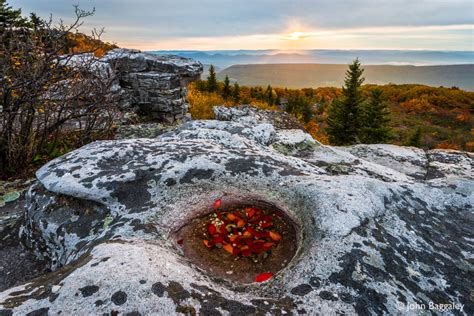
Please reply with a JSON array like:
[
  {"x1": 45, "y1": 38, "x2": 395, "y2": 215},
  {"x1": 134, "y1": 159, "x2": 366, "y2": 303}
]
[
  {"x1": 212, "y1": 236, "x2": 224, "y2": 244},
  {"x1": 177, "y1": 239, "x2": 184, "y2": 245},
  {"x1": 208, "y1": 224, "x2": 217, "y2": 235},
  {"x1": 249, "y1": 216, "x2": 261, "y2": 223},
  {"x1": 269, "y1": 231, "x2": 282, "y2": 242},
  {"x1": 223, "y1": 244, "x2": 234, "y2": 254},
  {"x1": 255, "y1": 272, "x2": 273, "y2": 282},
  {"x1": 213, "y1": 199, "x2": 222, "y2": 209},
  {"x1": 219, "y1": 225, "x2": 227, "y2": 234},
  {"x1": 242, "y1": 231, "x2": 252, "y2": 239},
  {"x1": 247, "y1": 227, "x2": 259, "y2": 237},
  {"x1": 263, "y1": 242, "x2": 274, "y2": 251},
  {"x1": 245, "y1": 208, "x2": 256, "y2": 218}
]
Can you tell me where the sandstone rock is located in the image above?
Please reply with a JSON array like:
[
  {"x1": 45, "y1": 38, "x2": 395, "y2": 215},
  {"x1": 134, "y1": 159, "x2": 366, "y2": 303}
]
[
  {"x1": 102, "y1": 49, "x2": 202, "y2": 123},
  {"x1": 214, "y1": 105, "x2": 303, "y2": 129},
  {"x1": 0, "y1": 120, "x2": 472, "y2": 315}
]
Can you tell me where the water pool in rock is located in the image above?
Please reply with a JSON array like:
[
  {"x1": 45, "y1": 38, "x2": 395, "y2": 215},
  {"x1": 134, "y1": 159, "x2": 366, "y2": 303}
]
[{"x1": 174, "y1": 200, "x2": 298, "y2": 284}]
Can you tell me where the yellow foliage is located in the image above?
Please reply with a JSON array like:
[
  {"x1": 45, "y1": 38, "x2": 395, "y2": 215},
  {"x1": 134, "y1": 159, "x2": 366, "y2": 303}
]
[
  {"x1": 466, "y1": 142, "x2": 474, "y2": 151},
  {"x1": 304, "y1": 120, "x2": 328, "y2": 144},
  {"x1": 65, "y1": 33, "x2": 117, "y2": 57},
  {"x1": 187, "y1": 83, "x2": 279, "y2": 119},
  {"x1": 435, "y1": 142, "x2": 460, "y2": 150},
  {"x1": 187, "y1": 85, "x2": 225, "y2": 119},
  {"x1": 249, "y1": 100, "x2": 279, "y2": 111}
]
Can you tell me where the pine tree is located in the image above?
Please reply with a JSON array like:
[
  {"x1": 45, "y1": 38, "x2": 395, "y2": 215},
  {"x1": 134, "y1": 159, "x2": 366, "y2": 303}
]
[
  {"x1": 265, "y1": 85, "x2": 273, "y2": 104},
  {"x1": 232, "y1": 82, "x2": 240, "y2": 103},
  {"x1": 207, "y1": 65, "x2": 217, "y2": 92},
  {"x1": 222, "y1": 75, "x2": 231, "y2": 99},
  {"x1": 326, "y1": 58, "x2": 365, "y2": 145},
  {"x1": 406, "y1": 127, "x2": 422, "y2": 147},
  {"x1": 359, "y1": 89, "x2": 392, "y2": 143},
  {"x1": 0, "y1": 0, "x2": 30, "y2": 28},
  {"x1": 250, "y1": 87, "x2": 256, "y2": 98}
]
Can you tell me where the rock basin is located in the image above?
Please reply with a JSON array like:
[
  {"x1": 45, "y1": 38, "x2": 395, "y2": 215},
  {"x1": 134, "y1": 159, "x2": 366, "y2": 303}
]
[
  {"x1": 174, "y1": 196, "x2": 299, "y2": 284},
  {"x1": 0, "y1": 112, "x2": 472, "y2": 315}
]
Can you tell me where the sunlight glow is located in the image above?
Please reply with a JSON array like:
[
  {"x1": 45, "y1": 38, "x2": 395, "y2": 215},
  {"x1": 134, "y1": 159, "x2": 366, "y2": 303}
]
[
  {"x1": 119, "y1": 24, "x2": 474, "y2": 51},
  {"x1": 286, "y1": 31, "x2": 305, "y2": 40}
]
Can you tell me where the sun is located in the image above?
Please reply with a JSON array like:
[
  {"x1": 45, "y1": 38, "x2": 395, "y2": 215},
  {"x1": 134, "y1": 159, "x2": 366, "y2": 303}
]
[
  {"x1": 288, "y1": 31, "x2": 304, "y2": 40},
  {"x1": 282, "y1": 31, "x2": 311, "y2": 41}
]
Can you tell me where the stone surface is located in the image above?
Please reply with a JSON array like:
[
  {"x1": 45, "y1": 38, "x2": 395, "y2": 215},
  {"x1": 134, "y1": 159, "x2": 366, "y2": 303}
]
[
  {"x1": 102, "y1": 49, "x2": 202, "y2": 123},
  {"x1": 214, "y1": 105, "x2": 303, "y2": 129},
  {"x1": 0, "y1": 117, "x2": 472, "y2": 315},
  {"x1": 0, "y1": 178, "x2": 49, "y2": 292}
]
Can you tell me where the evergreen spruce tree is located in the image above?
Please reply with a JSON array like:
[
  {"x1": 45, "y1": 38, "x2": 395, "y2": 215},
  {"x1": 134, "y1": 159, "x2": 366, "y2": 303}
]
[
  {"x1": 222, "y1": 75, "x2": 231, "y2": 99},
  {"x1": 250, "y1": 87, "x2": 256, "y2": 98},
  {"x1": 0, "y1": 0, "x2": 30, "y2": 28},
  {"x1": 406, "y1": 127, "x2": 422, "y2": 147},
  {"x1": 232, "y1": 82, "x2": 240, "y2": 103},
  {"x1": 265, "y1": 85, "x2": 273, "y2": 104},
  {"x1": 326, "y1": 58, "x2": 365, "y2": 145},
  {"x1": 207, "y1": 65, "x2": 218, "y2": 92},
  {"x1": 359, "y1": 89, "x2": 392, "y2": 143}
]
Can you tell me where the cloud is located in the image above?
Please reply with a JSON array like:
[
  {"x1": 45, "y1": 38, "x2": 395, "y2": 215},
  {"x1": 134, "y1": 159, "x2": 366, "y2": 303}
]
[{"x1": 13, "y1": 0, "x2": 474, "y2": 50}]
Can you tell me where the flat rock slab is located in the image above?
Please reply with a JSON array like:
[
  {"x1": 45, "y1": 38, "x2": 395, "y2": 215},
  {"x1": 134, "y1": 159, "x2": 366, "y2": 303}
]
[{"x1": 0, "y1": 120, "x2": 473, "y2": 315}]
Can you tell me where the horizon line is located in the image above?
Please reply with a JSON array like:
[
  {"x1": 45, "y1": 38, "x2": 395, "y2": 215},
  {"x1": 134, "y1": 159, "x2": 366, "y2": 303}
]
[{"x1": 146, "y1": 48, "x2": 474, "y2": 52}]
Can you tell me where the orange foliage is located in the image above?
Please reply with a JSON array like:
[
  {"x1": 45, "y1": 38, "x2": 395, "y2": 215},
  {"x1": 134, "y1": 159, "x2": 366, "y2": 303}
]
[
  {"x1": 187, "y1": 85, "x2": 225, "y2": 119},
  {"x1": 304, "y1": 120, "x2": 328, "y2": 144},
  {"x1": 187, "y1": 81, "x2": 473, "y2": 152},
  {"x1": 66, "y1": 33, "x2": 117, "y2": 57},
  {"x1": 187, "y1": 82, "x2": 279, "y2": 120},
  {"x1": 435, "y1": 142, "x2": 460, "y2": 150},
  {"x1": 466, "y1": 142, "x2": 474, "y2": 151}
]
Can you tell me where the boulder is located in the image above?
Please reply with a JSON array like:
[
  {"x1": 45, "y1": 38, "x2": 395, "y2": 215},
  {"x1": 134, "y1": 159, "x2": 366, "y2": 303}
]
[
  {"x1": 214, "y1": 105, "x2": 303, "y2": 129},
  {"x1": 102, "y1": 49, "x2": 203, "y2": 123},
  {"x1": 0, "y1": 119, "x2": 472, "y2": 315}
]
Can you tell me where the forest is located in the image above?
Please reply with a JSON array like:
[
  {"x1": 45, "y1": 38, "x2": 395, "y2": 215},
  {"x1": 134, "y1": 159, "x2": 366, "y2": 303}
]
[{"x1": 189, "y1": 65, "x2": 474, "y2": 151}]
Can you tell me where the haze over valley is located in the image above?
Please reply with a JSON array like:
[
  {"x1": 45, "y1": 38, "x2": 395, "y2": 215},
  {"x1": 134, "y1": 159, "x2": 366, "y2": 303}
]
[{"x1": 152, "y1": 50, "x2": 474, "y2": 90}]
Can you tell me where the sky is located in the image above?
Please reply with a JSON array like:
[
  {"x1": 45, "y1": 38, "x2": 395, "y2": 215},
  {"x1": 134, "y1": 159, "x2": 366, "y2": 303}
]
[{"x1": 13, "y1": 0, "x2": 474, "y2": 51}]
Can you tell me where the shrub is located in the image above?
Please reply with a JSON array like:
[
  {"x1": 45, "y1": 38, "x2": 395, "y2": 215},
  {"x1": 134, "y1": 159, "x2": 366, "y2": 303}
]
[{"x1": 0, "y1": 4, "x2": 119, "y2": 177}]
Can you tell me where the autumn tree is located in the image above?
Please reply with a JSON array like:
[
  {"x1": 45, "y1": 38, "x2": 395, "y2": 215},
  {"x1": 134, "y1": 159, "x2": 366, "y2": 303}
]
[
  {"x1": 207, "y1": 65, "x2": 218, "y2": 92},
  {"x1": 326, "y1": 58, "x2": 365, "y2": 145},
  {"x1": 232, "y1": 82, "x2": 240, "y2": 103},
  {"x1": 0, "y1": 4, "x2": 119, "y2": 176},
  {"x1": 359, "y1": 89, "x2": 392, "y2": 143},
  {"x1": 222, "y1": 75, "x2": 231, "y2": 100}
]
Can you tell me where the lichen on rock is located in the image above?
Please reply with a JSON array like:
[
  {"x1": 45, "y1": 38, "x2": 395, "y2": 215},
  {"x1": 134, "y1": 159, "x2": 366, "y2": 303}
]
[{"x1": 0, "y1": 107, "x2": 472, "y2": 315}]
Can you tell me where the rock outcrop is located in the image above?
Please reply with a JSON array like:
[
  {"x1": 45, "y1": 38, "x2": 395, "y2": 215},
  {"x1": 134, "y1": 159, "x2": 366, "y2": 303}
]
[
  {"x1": 0, "y1": 110, "x2": 472, "y2": 315},
  {"x1": 214, "y1": 104, "x2": 303, "y2": 129},
  {"x1": 60, "y1": 49, "x2": 203, "y2": 123},
  {"x1": 99, "y1": 49, "x2": 202, "y2": 123}
]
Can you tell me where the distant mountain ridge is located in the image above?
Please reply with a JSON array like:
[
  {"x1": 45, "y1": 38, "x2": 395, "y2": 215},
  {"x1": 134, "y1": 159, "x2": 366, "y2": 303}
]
[
  {"x1": 217, "y1": 63, "x2": 474, "y2": 91},
  {"x1": 150, "y1": 49, "x2": 474, "y2": 69}
]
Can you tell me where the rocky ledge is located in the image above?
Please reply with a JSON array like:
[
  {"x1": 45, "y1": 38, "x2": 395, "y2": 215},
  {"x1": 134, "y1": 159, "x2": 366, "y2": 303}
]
[
  {"x1": 0, "y1": 108, "x2": 472, "y2": 315},
  {"x1": 79, "y1": 48, "x2": 203, "y2": 123}
]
